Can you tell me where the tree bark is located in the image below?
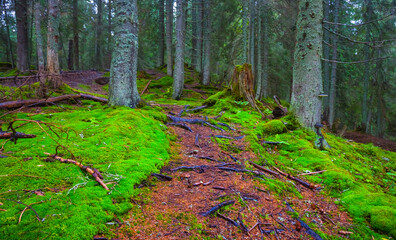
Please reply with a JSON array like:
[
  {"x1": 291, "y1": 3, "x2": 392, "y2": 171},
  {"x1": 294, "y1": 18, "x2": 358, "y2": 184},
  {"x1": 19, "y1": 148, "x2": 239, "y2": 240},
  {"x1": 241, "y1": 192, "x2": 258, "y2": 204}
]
[
  {"x1": 2, "y1": 0, "x2": 14, "y2": 68},
  {"x1": 191, "y1": 0, "x2": 198, "y2": 70},
  {"x1": 34, "y1": 1, "x2": 45, "y2": 74},
  {"x1": 68, "y1": 40, "x2": 74, "y2": 70},
  {"x1": 362, "y1": 0, "x2": 372, "y2": 132},
  {"x1": 47, "y1": 0, "x2": 61, "y2": 89},
  {"x1": 255, "y1": 1, "x2": 262, "y2": 100},
  {"x1": 202, "y1": 0, "x2": 211, "y2": 85},
  {"x1": 109, "y1": 0, "x2": 140, "y2": 108},
  {"x1": 16, "y1": 0, "x2": 29, "y2": 71},
  {"x1": 95, "y1": 0, "x2": 103, "y2": 69},
  {"x1": 249, "y1": 0, "x2": 255, "y2": 70},
  {"x1": 172, "y1": 0, "x2": 185, "y2": 99},
  {"x1": 158, "y1": 0, "x2": 165, "y2": 66},
  {"x1": 291, "y1": 0, "x2": 323, "y2": 129},
  {"x1": 328, "y1": 0, "x2": 340, "y2": 129},
  {"x1": 166, "y1": 0, "x2": 174, "y2": 76},
  {"x1": 242, "y1": 0, "x2": 248, "y2": 63},
  {"x1": 73, "y1": 0, "x2": 79, "y2": 70},
  {"x1": 322, "y1": 0, "x2": 330, "y2": 118}
]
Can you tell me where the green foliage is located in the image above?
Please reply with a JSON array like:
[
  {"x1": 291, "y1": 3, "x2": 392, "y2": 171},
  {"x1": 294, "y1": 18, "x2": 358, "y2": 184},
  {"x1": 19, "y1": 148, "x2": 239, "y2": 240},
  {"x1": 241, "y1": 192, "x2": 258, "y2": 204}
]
[{"x1": 0, "y1": 103, "x2": 170, "y2": 239}]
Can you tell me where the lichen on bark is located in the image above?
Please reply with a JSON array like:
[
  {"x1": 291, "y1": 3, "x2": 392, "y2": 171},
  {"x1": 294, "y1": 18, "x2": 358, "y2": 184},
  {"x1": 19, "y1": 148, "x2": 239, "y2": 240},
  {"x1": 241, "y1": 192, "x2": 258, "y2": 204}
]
[{"x1": 109, "y1": 0, "x2": 140, "y2": 108}]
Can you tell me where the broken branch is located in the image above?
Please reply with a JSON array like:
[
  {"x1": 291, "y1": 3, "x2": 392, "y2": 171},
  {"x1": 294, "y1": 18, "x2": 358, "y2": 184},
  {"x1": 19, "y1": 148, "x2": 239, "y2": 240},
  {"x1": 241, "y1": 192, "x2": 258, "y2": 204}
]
[{"x1": 201, "y1": 200, "x2": 235, "y2": 216}]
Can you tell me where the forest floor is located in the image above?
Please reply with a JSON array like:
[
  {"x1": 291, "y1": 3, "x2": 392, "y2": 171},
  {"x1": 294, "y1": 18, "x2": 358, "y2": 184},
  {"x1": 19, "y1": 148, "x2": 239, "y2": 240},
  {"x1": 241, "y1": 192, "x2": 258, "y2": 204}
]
[
  {"x1": 0, "y1": 68, "x2": 395, "y2": 240},
  {"x1": 110, "y1": 104, "x2": 353, "y2": 239}
]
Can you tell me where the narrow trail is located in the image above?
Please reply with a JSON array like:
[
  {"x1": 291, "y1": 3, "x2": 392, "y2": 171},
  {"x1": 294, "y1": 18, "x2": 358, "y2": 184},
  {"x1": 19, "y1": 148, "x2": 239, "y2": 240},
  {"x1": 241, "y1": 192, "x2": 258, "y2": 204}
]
[{"x1": 116, "y1": 104, "x2": 352, "y2": 240}]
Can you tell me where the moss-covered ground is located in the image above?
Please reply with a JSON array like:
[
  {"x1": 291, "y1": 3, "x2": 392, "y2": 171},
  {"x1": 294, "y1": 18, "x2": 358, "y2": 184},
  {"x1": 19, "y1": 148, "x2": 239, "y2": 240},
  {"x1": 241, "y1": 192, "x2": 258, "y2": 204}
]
[{"x1": 0, "y1": 67, "x2": 395, "y2": 239}]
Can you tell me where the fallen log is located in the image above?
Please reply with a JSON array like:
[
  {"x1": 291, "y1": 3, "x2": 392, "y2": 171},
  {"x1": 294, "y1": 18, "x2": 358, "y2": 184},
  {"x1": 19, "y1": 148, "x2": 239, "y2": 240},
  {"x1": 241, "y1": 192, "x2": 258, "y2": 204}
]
[
  {"x1": 201, "y1": 200, "x2": 235, "y2": 216},
  {"x1": 0, "y1": 132, "x2": 36, "y2": 139},
  {"x1": 0, "y1": 94, "x2": 108, "y2": 110},
  {"x1": 44, "y1": 153, "x2": 109, "y2": 191},
  {"x1": 248, "y1": 160, "x2": 279, "y2": 176}
]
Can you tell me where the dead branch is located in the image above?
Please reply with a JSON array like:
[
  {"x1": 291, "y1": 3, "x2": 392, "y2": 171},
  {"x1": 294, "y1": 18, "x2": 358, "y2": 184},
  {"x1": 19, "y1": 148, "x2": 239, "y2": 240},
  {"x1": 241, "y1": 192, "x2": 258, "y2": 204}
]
[
  {"x1": 273, "y1": 167, "x2": 317, "y2": 190},
  {"x1": 166, "y1": 122, "x2": 193, "y2": 132},
  {"x1": 195, "y1": 156, "x2": 219, "y2": 162},
  {"x1": 151, "y1": 173, "x2": 172, "y2": 181},
  {"x1": 217, "y1": 212, "x2": 239, "y2": 227},
  {"x1": 44, "y1": 153, "x2": 109, "y2": 191},
  {"x1": 248, "y1": 160, "x2": 279, "y2": 176},
  {"x1": 201, "y1": 200, "x2": 235, "y2": 216},
  {"x1": 5, "y1": 199, "x2": 42, "y2": 222},
  {"x1": 285, "y1": 202, "x2": 323, "y2": 240},
  {"x1": 140, "y1": 79, "x2": 152, "y2": 95},
  {"x1": 0, "y1": 94, "x2": 108, "y2": 110},
  {"x1": 298, "y1": 170, "x2": 326, "y2": 176},
  {"x1": 217, "y1": 122, "x2": 235, "y2": 131},
  {"x1": 167, "y1": 115, "x2": 225, "y2": 132},
  {"x1": 0, "y1": 132, "x2": 36, "y2": 139}
]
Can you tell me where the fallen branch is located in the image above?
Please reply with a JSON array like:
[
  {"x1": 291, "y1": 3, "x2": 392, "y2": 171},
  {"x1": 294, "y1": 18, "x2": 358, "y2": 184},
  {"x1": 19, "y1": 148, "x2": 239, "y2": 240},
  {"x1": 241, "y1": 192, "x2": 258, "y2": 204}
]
[
  {"x1": 185, "y1": 105, "x2": 207, "y2": 112},
  {"x1": 5, "y1": 199, "x2": 42, "y2": 222},
  {"x1": 217, "y1": 212, "x2": 239, "y2": 227},
  {"x1": 167, "y1": 115, "x2": 224, "y2": 132},
  {"x1": 298, "y1": 170, "x2": 326, "y2": 176},
  {"x1": 338, "y1": 230, "x2": 353, "y2": 235},
  {"x1": 214, "y1": 135, "x2": 245, "y2": 140},
  {"x1": 201, "y1": 200, "x2": 235, "y2": 216},
  {"x1": 171, "y1": 165, "x2": 211, "y2": 172},
  {"x1": 0, "y1": 94, "x2": 108, "y2": 110},
  {"x1": 44, "y1": 153, "x2": 109, "y2": 191},
  {"x1": 217, "y1": 122, "x2": 235, "y2": 131},
  {"x1": 261, "y1": 141, "x2": 284, "y2": 145},
  {"x1": 166, "y1": 122, "x2": 193, "y2": 132},
  {"x1": 248, "y1": 160, "x2": 279, "y2": 176},
  {"x1": 140, "y1": 79, "x2": 152, "y2": 95},
  {"x1": 196, "y1": 156, "x2": 218, "y2": 162},
  {"x1": 0, "y1": 132, "x2": 36, "y2": 139},
  {"x1": 151, "y1": 173, "x2": 172, "y2": 181},
  {"x1": 273, "y1": 167, "x2": 316, "y2": 190},
  {"x1": 285, "y1": 202, "x2": 323, "y2": 240}
]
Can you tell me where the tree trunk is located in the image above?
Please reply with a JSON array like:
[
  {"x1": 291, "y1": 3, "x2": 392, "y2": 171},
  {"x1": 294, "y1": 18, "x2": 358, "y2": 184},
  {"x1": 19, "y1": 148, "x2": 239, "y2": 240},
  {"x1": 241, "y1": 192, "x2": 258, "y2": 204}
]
[
  {"x1": 2, "y1": 0, "x2": 14, "y2": 68},
  {"x1": 202, "y1": 0, "x2": 211, "y2": 85},
  {"x1": 255, "y1": 1, "x2": 262, "y2": 100},
  {"x1": 109, "y1": 0, "x2": 140, "y2": 108},
  {"x1": 16, "y1": 0, "x2": 29, "y2": 71},
  {"x1": 256, "y1": 0, "x2": 268, "y2": 100},
  {"x1": 166, "y1": 0, "x2": 174, "y2": 76},
  {"x1": 362, "y1": 0, "x2": 372, "y2": 132},
  {"x1": 73, "y1": 0, "x2": 79, "y2": 70},
  {"x1": 172, "y1": 0, "x2": 185, "y2": 99},
  {"x1": 68, "y1": 40, "x2": 74, "y2": 70},
  {"x1": 322, "y1": 0, "x2": 330, "y2": 119},
  {"x1": 95, "y1": 0, "x2": 103, "y2": 70},
  {"x1": 47, "y1": 0, "x2": 61, "y2": 89},
  {"x1": 107, "y1": 0, "x2": 112, "y2": 69},
  {"x1": 191, "y1": 0, "x2": 198, "y2": 70},
  {"x1": 158, "y1": 0, "x2": 165, "y2": 66},
  {"x1": 249, "y1": 0, "x2": 255, "y2": 70},
  {"x1": 328, "y1": 0, "x2": 340, "y2": 129},
  {"x1": 34, "y1": 1, "x2": 45, "y2": 79},
  {"x1": 242, "y1": 0, "x2": 248, "y2": 63},
  {"x1": 291, "y1": 0, "x2": 323, "y2": 129}
]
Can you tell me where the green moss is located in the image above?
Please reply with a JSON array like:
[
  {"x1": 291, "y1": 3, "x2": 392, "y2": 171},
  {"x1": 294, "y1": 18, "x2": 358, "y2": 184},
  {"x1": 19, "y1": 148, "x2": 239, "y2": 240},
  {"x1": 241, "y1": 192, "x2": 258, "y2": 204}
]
[
  {"x1": 103, "y1": 72, "x2": 110, "y2": 77},
  {"x1": 77, "y1": 84, "x2": 91, "y2": 90},
  {"x1": 0, "y1": 105, "x2": 170, "y2": 239},
  {"x1": 257, "y1": 120, "x2": 287, "y2": 135}
]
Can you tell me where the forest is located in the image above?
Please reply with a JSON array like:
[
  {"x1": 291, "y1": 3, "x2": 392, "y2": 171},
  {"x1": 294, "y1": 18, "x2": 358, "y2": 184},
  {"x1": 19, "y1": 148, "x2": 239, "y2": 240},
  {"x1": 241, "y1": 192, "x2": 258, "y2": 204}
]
[{"x1": 0, "y1": 0, "x2": 395, "y2": 239}]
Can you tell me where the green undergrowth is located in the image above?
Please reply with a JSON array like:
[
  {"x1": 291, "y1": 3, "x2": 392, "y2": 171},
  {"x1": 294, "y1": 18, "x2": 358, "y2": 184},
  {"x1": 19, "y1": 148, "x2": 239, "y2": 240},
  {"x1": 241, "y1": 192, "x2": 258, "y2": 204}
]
[
  {"x1": 0, "y1": 102, "x2": 171, "y2": 239},
  {"x1": 196, "y1": 89, "x2": 395, "y2": 238}
]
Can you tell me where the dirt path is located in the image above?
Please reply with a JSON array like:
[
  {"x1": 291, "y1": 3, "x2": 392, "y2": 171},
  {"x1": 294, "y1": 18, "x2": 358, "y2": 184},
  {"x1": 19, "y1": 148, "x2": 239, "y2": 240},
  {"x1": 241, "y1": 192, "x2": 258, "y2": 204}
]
[{"x1": 115, "y1": 105, "x2": 352, "y2": 239}]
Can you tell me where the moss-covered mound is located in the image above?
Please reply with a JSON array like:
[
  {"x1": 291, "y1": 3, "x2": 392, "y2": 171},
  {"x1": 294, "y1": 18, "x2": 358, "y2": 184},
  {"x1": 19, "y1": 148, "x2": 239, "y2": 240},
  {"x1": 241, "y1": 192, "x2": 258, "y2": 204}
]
[{"x1": 0, "y1": 102, "x2": 170, "y2": 239}]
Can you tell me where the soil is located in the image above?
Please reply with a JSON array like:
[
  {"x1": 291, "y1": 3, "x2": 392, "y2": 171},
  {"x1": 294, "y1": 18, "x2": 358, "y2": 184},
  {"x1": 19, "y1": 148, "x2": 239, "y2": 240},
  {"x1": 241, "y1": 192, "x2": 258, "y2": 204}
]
[
  {"x1": 343, "y1": 131, "x2": 396, "y2": 152},
  {"x1": 113, "y1": 104, "x2": 353, "y2": 240}
]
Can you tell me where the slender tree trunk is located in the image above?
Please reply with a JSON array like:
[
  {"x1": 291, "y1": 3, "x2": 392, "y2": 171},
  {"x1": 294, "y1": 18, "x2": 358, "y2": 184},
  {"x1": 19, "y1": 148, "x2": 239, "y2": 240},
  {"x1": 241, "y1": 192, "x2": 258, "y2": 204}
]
[
  {"x1": 261, "y1": 0, "x2": 268, "y2": 99},
  {"x1": 242, "y1": 0, "x2": 248, "y2": 63},
  {"x1": 328, "y1": 0, "x2": 340, "y2": 129},
  {"x1": 73, "y1": 0, "x2": 79, "y2": 70},
  {"x1": 107, "y1": 0, "x2": 112, "y2": 69},
  {"x1": 172, "y1": 0, "x2": 185, "y2": 99},
  {"x1": 249, "y1": 0, "x2": 255, "y2": 70},
  {"x1": 34, "y1": 1, "x2": 45, "y2": 74},
  {"x1": 95, "y1": 0, "x2": 103, "y2": 69},
  {"x1": 166, "y1": 0, "x2": 174, "y2": 76},
  {"x1": 16, "y1": 0, "x2": 29, "y2": 71},
  {"x1": 202, "y1": 0, "x2": 211, "y2": 85},
  {"x1": 199, "y1": 0, "x2": 204, "y2": 72},
  {"x1": 362, "y1": 0, "x2": 372, "y2": 132},
  {"x1": 291, "y1": 0, "x2": 323, "y2": 129},
  {"x1": 191, "y1": 0, "x2": 198, "y2": 70},
  {"x1": 158, "y1": 0, "x2": 165, "y2": 66},
  {"x1": 68, "y1": 40, "x2": 74, "y2": 70},
  {"x1": 28, "y1": 1, "x2": 34, "y2": 67},
  {"x1": 47, "y1": 0, "x2": 61, "y2": 89},
  {"x1": 322, "y1": 0, "x2": 330, "y2": 118},
  {"x1": 255, "y1": 1, "x2": 262, "y2": 100},
  {"x1": 3, "y1": 0, "x2": 14, "y2": 68},
  {"x1": 109, "y1": 0, "x2": 140, "y2": 107}
]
